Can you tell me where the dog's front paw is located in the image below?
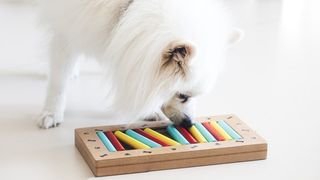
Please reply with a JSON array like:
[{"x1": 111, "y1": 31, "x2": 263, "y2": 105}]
[
  {"x1": 37, "y1": 111, "x2": 63, "y2": 129},
  {"x1": 144, "y1": 113, "x2": 166, "y2": 122}
]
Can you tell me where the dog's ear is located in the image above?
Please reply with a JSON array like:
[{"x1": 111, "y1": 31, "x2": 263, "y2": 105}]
[
  {"x1": 162, "y1": 41, "x2": 195, "y2": 69},
  {"x1": 228, "y1": 28, "x2": 244, "y2": 47}
]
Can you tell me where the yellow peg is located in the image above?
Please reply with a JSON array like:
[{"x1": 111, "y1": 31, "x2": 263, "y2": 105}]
[
  {"x1": 189, "y1": 125, "x2": 207, "y2": 143},
  {"x1": 114, "y1": 131, "x2": 150, "y2": 149},
  {"x1": 144, "y1": 128, "x2": 181, "y2": 146}
]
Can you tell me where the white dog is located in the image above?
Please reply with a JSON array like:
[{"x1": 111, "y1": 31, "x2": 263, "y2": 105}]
[{"x1": 37, "y1": 0, "x2": 242, "y2": 129}]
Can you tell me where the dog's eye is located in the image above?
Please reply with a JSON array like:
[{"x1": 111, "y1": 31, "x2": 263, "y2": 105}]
[
  {"x1": 173, "y1": 47, "x2": 187, "y2": 58},
  {"x1": 169, "y1": 46, "x2": 188, "y2": 59},
  {"x1": 178, "y1": 93, "x2": 190, "y2": 103}
]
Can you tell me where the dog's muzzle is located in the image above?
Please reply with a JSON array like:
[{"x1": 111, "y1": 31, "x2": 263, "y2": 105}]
[{"x1": 180, "y1": 114, "x2": 193, "y2": 128}]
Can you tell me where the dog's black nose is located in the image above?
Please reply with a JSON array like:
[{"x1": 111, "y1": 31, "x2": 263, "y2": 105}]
[{"x1": 180, "y1": 114, "x2": 193, "y2": 128}]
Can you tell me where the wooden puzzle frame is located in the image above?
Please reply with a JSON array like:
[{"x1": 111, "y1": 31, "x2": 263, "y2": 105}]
[{"x1": 75, "y1": 114, "x2": 267, "y2": 176}]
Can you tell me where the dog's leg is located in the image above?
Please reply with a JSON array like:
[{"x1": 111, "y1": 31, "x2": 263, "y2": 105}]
[
  {"x1": 161, "y1": 93, "x2": 195, "y2": 128},
  {"x1": 37, "y1": 35, "x2": 77, "y2": 129}
]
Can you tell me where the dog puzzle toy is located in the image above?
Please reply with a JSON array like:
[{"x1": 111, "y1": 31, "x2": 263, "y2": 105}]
[{"x1": 75, "y1": 114, "x2": 267, "y2": 176}]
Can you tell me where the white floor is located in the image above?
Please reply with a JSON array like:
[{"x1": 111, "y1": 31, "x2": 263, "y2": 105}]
[{"x1": 0, "y1": 0, "x2": 319, "y2": 179}]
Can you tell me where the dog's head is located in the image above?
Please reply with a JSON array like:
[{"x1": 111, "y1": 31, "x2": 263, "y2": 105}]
[{"x1": 157, "y1": 29, "x2": 242, "y2": 126}]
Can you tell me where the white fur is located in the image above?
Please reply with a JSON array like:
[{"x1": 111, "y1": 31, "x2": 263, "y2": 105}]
[{"x1": 37, "y1": 0, "x2": 241, "y2": 128}]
